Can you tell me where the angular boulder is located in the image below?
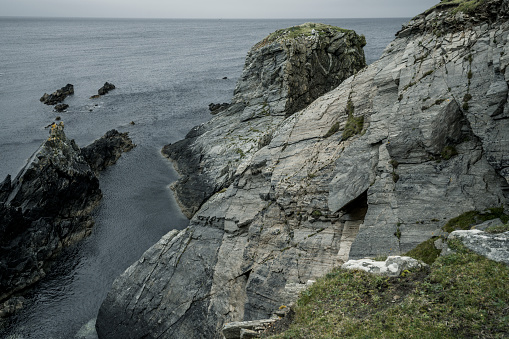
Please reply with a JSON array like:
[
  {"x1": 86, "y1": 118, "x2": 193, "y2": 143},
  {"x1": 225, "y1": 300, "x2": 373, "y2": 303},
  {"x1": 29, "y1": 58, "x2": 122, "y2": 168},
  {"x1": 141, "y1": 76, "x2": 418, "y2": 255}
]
[{"x1": 341, "y1": 256, "x2": 426, "y2": 277}]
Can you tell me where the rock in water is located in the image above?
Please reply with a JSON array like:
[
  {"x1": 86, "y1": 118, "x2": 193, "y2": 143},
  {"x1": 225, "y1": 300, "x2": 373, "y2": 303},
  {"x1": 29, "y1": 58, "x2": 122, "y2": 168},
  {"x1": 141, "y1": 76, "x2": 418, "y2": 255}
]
[
  {"x1": 98, "y1": 82, "x2": 115, "y2": 96},
  {"x1": 40, "y1": 84, "x2": 74, "y2": 105},
  {"x1": 54, "y1": 103, "x2": 69, "y2": 112},
  {"x1": 98, "y1": 23, "x2": 367, "y2": 339},
  {"x1": 81, "y1": 129, "x2": 135, "y2": 173},
  {"x1": 0, "y1": 123, "x2": 134, "y2": 316}
]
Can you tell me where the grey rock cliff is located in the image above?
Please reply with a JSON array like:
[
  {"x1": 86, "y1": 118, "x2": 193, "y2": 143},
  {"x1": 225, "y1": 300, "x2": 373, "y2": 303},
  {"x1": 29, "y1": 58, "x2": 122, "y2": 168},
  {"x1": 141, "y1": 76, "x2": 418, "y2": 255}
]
[
  {"x1": 162, "y1": 23, "x2": 366, "y2": 219},
  {"x1": 0, "y1": 123, "x2": 133, "y2": 315},
  {"x1": 98, "y1": 3, "x2": 509, "y2": 338}
]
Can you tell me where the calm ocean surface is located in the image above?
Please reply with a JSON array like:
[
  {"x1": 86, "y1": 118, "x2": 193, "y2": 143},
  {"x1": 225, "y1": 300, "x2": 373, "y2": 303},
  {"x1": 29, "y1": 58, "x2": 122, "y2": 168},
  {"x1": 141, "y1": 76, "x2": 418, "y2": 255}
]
[{"x1": 0, "y1": 17, "x2": 408, "y2": 338}]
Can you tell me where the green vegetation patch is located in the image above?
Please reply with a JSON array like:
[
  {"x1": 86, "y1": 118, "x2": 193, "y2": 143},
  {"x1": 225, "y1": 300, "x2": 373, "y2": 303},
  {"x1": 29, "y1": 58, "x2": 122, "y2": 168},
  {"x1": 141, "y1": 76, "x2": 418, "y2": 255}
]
[
  {"x1": 323, "y1": 122, "x2": 340, "y2": 138},
  {"x1": 430, "y1": 0, "x2": 487, "y2": 14},
  {"x1": 255, "y1": 23, "x2": 352, "y2": 49},
  {"x1": 270, "y1": 245, "x2": 509, "y2": 339},
  {"x1": 342, "y1": 99, "x2": 364, "y2": 141},
  {"x1": 442, "y1": 207, "x2": 509, "y2": 233},
  {"x1": 405, "y1": 237, "x2": 441, "y2": 265},
  {"x1": 485, "y1": 223, "x2": 509, "y2": 234}
]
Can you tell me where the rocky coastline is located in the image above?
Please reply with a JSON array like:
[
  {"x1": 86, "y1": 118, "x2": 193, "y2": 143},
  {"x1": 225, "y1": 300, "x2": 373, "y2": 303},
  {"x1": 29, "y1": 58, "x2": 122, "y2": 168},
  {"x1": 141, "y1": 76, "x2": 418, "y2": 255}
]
[
  {"x1": 0, "y1": 123, "x2": 134, "y2": 317},
  {"x1": 96, "y1": 2, "x2": 509, "y2": 337}
]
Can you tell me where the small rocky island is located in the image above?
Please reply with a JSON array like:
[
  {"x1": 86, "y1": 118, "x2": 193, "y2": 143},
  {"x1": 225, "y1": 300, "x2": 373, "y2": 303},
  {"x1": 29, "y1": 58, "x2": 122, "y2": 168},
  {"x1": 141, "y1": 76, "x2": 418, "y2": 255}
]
[
  {"x1": 96, "y1": 0, "x2": 509, "y2": 337},
  {"x1": 0, "y1": 123, "x2": 134, "y2": 317}
]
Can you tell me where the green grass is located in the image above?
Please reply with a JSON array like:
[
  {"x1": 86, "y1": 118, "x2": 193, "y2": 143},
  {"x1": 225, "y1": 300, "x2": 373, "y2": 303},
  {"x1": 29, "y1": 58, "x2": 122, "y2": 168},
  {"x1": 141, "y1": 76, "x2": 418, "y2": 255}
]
[
  {"x1": 342, "y1": 99, "x2": 364, "y2": 141},
  {"x1": 485, "y1": 223, "x2": 509, "y2": 234},
  {"x1": 323, "y1": 122, "x2": 339, "y2": 138},
  {"x1": 442, "y1": 207, "x2": 509, "y2": 233},
  {"x1": 405, "y1": 237, "x2": 441, "y2": 265},
  {"x1": 270, "y1": 242, "x2": 509, "y2": 339},
  {"x1": 430, "y1": 0, "x2": 487, "y2": 14},
  {"x1": 255, "y1": 23, "x2": 352, "y2": 49}
]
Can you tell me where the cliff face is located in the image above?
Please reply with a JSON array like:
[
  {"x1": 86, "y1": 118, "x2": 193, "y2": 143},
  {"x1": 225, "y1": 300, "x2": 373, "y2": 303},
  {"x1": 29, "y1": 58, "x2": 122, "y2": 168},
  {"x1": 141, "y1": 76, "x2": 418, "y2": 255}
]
[
  {"x1": 0, "y1": 124, "x2": 134, "y2": 313},
  {"x1": 162, "y1": 23, "x2": 366, "y2": 218},
  {"x1": 97, "y1": 3, "x2": 509, "y2": 338}
]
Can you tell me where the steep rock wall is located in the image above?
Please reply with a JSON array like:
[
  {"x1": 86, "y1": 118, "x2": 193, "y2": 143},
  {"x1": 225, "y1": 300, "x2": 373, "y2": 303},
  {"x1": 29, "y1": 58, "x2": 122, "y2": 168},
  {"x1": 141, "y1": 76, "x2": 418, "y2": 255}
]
[
  {"x1": 97, "y1": 3, "x2": 509, "y2": 338},
  {"x1": 162, "y1": 23, "x2": 366, "y2": 218}
]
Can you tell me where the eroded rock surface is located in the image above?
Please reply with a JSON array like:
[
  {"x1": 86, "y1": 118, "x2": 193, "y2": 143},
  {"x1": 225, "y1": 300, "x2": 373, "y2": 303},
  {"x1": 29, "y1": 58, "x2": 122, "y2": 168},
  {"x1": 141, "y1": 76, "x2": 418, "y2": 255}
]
[
  {"x1": 98, "y1": 4, "x2": 509, "y2": 338},
  {"x1": 0, "y1": 123, "x2": 133, "y2": 315},
  {"x1": 162, "y1": 22, "x2": 367, "y2": 218}
]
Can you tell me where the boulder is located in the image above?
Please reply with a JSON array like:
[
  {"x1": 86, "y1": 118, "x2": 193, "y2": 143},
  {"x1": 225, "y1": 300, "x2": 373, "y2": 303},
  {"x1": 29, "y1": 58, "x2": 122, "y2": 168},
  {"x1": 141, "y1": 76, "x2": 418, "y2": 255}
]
[
  {"x1": 98, "y1": 82, "x2": 115, "y2": 96},
  {"x1": 40, "y1": 84, "x2": 74, "y2": 105},
  {"x1": 445, "y1": 229, "x2": 509, "y2": 264},
  {"x1": 341, "y1": 256, "x2": 426, "y2": 277}
]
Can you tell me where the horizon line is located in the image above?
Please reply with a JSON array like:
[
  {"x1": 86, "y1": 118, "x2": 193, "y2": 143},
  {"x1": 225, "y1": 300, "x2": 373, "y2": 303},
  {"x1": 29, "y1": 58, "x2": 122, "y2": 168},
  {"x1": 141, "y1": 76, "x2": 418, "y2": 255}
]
[{"x1": 0, "y1": 15, "x2": 411, "y2": 20}]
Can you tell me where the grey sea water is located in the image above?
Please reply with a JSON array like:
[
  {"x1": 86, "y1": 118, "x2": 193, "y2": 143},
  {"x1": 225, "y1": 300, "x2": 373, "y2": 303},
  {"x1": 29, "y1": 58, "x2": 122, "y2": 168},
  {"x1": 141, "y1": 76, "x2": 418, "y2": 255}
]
[{"x1": 0, "y1": 17, "x2": 408, "y2": 338}]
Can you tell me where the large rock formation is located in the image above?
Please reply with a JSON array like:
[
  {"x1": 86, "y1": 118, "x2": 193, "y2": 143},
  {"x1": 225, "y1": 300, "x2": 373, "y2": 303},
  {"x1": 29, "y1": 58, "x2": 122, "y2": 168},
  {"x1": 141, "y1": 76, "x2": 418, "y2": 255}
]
[
  {"x1": 0, "y1": 123, "x2": 133, "y2": 314},
  {"x1": 97, "y1": 3, "x2": 509, "y2": 338},
  {"x1": 162, "y1": 22, "x2": 366, "y2": 218}
]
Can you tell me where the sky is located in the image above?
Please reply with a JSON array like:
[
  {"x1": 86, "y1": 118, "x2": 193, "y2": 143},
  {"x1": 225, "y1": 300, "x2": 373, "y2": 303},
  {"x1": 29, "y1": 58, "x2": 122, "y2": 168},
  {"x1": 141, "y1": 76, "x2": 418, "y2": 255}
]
[{"x1": 2, "y1": 0, "x2": 439, "y2": 19}]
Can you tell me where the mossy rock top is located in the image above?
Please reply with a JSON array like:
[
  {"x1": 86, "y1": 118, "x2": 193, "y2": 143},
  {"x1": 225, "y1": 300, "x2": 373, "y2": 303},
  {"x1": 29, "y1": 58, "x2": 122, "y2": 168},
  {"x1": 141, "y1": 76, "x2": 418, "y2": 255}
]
[{"x1": 254, "y1": 22, "x2": 353, "y2": 49}]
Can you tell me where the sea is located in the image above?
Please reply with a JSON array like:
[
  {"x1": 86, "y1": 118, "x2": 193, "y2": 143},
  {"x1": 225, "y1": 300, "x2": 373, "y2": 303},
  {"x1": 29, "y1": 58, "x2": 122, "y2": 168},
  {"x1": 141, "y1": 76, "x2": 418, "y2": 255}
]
[{"x1": 0, "y1": 17, "x2": 408, "y2": 338}]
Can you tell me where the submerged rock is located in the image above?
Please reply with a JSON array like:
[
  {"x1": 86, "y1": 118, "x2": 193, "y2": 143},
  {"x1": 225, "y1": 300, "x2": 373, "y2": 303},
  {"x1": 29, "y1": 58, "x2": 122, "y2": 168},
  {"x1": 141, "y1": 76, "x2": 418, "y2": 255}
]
[
  {"x1": 99, "y1": 2, "x2": 509, "y2": 337},
  {"x1": 98, "y1": 82, "x2": 115, "y2": 96},
  {"x1": 0, "y1": 123, "x2": 133, "y2": 315},
  {"x1": 40, "y1": 84, "x2": 74, "y2": 105}
]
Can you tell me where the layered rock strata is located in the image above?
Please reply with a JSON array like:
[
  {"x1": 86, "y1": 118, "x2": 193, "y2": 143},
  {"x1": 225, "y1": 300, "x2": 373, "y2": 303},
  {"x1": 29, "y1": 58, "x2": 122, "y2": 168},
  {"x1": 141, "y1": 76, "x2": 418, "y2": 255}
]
[
  {"x1": 0, "y1": 123, "x2": 133, "y2": 313},
  {"x1": 98, "y1": 3, "x2": 509, "y2": 338},
  {"x1": 162, "y1": 22, "x2": 367, "y2": 218}
]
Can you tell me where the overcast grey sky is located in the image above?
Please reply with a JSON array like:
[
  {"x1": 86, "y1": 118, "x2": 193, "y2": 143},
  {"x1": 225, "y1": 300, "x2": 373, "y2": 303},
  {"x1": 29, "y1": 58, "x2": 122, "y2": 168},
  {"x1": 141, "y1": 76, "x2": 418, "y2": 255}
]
[{"x1": 2, "y1": 0, "x2": 439, "y2": 19}]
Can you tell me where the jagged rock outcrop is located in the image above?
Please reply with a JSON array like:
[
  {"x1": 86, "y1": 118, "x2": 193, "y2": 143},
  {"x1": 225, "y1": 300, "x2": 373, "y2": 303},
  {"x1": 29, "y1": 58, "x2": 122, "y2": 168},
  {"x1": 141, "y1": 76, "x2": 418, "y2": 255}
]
[
  {"x1": 98, "y1": 3, "x2": 509, "y2": 338},
  {"x1": 162, "y1": 23, "x2": 366, "y2": 218},
  {"x1": 98, "y1": 82, "x2": 115, "y2": 96},
  {"x1": 81, "y1": 129, "x2": 135, "y2": 173},
  {"x1": 0, "y1": 123, "x2": 133, "y2": 315},
  {"x1": 40, "y1": 84, "x2": 74, "y2": 105}
]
